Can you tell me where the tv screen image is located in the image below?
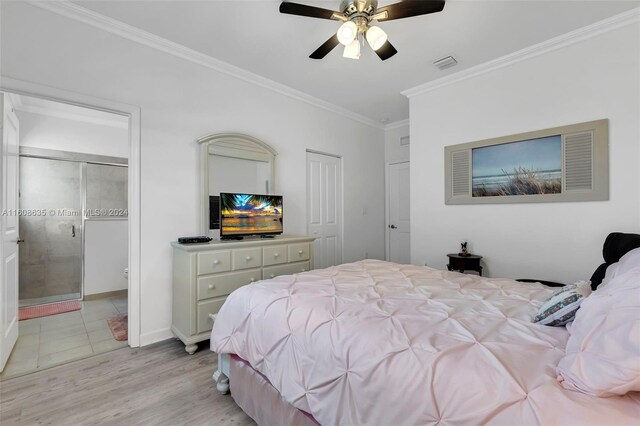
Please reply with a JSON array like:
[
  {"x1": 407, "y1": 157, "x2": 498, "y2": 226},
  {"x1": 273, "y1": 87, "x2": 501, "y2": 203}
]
[{"x1": 220, "y1": 193, "x2": 283, "y2": 237}]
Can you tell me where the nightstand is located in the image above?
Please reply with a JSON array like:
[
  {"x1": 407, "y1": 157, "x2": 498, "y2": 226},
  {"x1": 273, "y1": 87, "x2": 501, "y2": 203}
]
[{"x1": 447, "y1": 254, "x2": 483, "y2": 276}]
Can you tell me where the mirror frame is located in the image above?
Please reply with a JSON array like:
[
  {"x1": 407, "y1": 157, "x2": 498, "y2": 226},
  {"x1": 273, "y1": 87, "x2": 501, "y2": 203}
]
[{"x1": 197, "y1": 132, "x2": 277, "y2": 234}]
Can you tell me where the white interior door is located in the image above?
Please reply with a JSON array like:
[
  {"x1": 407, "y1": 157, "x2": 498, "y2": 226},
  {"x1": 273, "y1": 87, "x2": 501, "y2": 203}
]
[
  {"x1": 388, "y1": 162, "x2": 410, "y2": 264},
  {"x1": 1, "y1": 93, "x2": 20, "y2": 372},
  {"x1": 307, "y1": 151, "x2": 342, "y2": 269}
]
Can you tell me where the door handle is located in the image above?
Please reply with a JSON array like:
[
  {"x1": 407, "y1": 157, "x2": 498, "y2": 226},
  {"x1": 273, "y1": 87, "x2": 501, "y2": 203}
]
[
  {"x1": 72, "y1": 224, "x2": 76, "y2": 238},
  {"x1": 389, "y1": 225, "x2": 397, "y2": 229},
  {"x1": 16, "y1": 239, "x2": 24, "y2": 244}
]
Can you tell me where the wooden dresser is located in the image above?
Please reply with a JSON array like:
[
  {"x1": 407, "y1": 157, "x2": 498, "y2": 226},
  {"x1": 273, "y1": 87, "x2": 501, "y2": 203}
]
[{"x1": 171, "y1": 235, "x2": 315, "y2": 354}]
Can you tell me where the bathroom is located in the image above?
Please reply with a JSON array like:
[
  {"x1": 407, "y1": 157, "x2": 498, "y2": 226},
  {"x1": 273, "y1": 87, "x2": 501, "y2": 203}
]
[{"x1": 1, "y1": 93, "x2": 130, "y2": 378}]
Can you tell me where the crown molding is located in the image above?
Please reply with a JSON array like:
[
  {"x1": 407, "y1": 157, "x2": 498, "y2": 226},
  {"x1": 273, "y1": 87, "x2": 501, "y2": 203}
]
[
  {"x1": 384, "y1": 118, "x2": 410, "y2": 131},
  {"x1": 26, "y1": 0, "x2": 385, "y2": 130},
  {"x1": 402, "y1": 7, "x2": 640, "y2": 98}
]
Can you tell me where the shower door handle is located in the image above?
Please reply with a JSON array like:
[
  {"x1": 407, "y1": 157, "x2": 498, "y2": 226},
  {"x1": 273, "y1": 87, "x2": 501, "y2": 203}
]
[{"x1": 72, "y1": 224, "x2": 76, "y2": 238}]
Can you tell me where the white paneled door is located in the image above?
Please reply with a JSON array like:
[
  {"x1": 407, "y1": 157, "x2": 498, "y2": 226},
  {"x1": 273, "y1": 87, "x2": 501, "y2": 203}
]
[
  {"x1": 388, "y1": 162, "x2": 410, "y2": 264},
  {"x1": 0, "y1": 93, "x2": 20, "y2": 372},
  {"x1": 307, "y1": 151, "x2": 342, "y2": 269}
]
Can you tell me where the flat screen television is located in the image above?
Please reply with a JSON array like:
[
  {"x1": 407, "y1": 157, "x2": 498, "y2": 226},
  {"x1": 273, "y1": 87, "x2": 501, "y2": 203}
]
[{"x1": 219, "y1": 193, "x2": 283, "y2": 238}]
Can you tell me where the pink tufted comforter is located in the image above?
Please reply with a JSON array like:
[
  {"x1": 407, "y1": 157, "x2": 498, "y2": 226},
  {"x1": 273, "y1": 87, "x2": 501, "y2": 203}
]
[{"x1": 211, "y1": 260, "x2": 640, "y2": 425}]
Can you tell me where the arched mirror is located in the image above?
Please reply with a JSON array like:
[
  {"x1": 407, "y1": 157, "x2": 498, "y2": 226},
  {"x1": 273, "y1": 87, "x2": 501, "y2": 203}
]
[{"x1": 198, "y1": 133, "x2": 277, "y2": 235}]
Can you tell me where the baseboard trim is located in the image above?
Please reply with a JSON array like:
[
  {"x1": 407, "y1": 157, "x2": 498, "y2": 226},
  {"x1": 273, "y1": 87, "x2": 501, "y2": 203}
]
[
  {"x1": 140, "y1": 328, "x2": 174, "y2": 347},
  {"x1": 84, "y1": 289, "x2": 127, "y2": 301}
]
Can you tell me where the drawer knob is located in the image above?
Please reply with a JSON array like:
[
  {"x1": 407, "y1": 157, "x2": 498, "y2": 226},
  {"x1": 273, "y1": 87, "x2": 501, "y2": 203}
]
[
  {"x1": 250, "y1": 278, "x2": 255, "y2": 283},
  {"x1": 298, "y1": 250, "x2": 303, "y2": 255},
  {"x1": 245, "y1": 256, "x2": 252, "y2": 261},
  {"x1": 302, "y1": 268, "x2": 306, "y2": 272},
  {"x1": 213, "y1": 259, "x2": 220, "y2": 265},
  {"x1": 270, "y1": 274, "x2": 275, "y2": 278},
  {"x1": 274, "y1": 253, "x2": 279, "y2": 257},
  {"x1": 208, "y1": 284, "x2": 216, "y2": 290}
]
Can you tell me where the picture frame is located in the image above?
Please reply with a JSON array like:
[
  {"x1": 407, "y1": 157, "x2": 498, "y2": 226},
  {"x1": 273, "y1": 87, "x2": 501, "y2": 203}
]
[{"x1": 444, "y1": 119, "x2": 609, "y2": 205}]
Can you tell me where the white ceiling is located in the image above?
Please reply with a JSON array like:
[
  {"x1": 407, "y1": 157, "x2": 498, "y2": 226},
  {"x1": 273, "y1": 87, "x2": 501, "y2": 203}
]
[{"x1": 74, "y1": 0, "x2": 639, "y2": 124}]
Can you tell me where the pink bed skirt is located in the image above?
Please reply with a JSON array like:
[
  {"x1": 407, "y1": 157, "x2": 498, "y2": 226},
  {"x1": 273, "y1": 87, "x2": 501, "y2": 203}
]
[{"x1": 229, "y1": 354, "x2": 319, "y2": 426}]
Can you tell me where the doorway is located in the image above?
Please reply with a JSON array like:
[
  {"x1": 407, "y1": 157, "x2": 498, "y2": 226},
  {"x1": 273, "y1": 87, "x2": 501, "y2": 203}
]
[
  {"x1": 387, "y1": 161, "x2": 410, "y2": 264},
  {"x1": 0, "y1": 91, "x2": 133, "y2": 378},
  {"x1": 306, "y1": 151, "x2": 343, "y2": 269}
]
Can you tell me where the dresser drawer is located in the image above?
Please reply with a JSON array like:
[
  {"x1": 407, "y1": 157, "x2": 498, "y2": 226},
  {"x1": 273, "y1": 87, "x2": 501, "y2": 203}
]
[
  {"x1": 263, "y1": 261, "x2": 310, "y2": 280},
  {"x1": 197, "y1": 251, "x2": 231, "y2": 275},
  {"x1": 232, "y1": 247, "x2": 263, "y2": 270},
  {"x1": 196, "y1": 297, "x2": 226, "y2": 334},
  {"x1": 263, "y1": 245, "x2": 288, "y2": 266},
  {"x1": 288, "y1": 243, "x2": 310, "y2": 262},
  {"x1": 197, "y1": 269, "x2": 260, "y2": 301}
]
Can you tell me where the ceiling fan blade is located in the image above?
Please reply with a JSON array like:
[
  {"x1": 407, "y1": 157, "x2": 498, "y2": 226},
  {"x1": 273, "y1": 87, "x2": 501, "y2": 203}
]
[
  {"x1": 376, "y1": 0, "x2": 445, "y2": 22},
  {"x1": 279, "y1": 2, "x2": 343, "y2": 20},
  {"x1": 309, "y1": 34, "x2": 340, "y2": 59},
  {"x1": 375, "y1": 40, "x2": 398, "y2": 61}
]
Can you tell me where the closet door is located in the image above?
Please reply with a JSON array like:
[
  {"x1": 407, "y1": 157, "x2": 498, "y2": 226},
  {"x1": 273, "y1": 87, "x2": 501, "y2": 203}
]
[
  {"x1": 306, "y1": 151, "x2": 342, "y2": 269},
  {"x1": 387, "y1": 161, "x2": 410, "y2": 264}
]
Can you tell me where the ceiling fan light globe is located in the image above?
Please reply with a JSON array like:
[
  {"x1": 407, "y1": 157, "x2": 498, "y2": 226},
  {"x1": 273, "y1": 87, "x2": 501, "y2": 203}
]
[
  {"x1": 337, "y1": 21, "x2": 358, "y2": 45},
  {"x1": 366, "y1": 26, "x2": 388, "y2": 51},
  {"x1": 343, "y1": 39, "x2": 361, "y2": 59}
]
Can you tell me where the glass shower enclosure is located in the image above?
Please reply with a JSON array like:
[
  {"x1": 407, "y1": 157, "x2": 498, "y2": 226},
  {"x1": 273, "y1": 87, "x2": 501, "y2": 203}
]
[{"x1": 18, "y1": 151, "x2": 127, "y2": 307}]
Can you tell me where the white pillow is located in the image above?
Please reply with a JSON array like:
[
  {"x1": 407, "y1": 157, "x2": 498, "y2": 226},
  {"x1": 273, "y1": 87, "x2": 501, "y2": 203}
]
[
  {"x1": 556, "y1": 266, "x2": 640, "y2": 397},
  {"x1": 614, "y1": 247, "x2": 640, "y2": 277},
  {"x1": 598, "y1": 263, "x2": 619, "y2": 289},
  {"x1": 598, "y1": 247, "x2": 640, "y2": 290}
]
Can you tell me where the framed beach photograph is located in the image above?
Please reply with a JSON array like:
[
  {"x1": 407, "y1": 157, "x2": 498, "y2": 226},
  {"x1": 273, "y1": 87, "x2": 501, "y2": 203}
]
[
  {"x1": 471, "y1": 135, "x2": 562, "y2": 197},
  {"x1": 444, "y1": 119, "x2": 609, "y2": 205}
]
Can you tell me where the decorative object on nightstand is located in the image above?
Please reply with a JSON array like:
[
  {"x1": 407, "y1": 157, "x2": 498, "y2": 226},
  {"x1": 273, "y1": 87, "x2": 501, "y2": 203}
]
[
  {"x1": 447, "y1": 253, "x2": 482, "y2": 276},
  {"x1": 459, "y1": 241, "x2": 469, "y2": 257}
]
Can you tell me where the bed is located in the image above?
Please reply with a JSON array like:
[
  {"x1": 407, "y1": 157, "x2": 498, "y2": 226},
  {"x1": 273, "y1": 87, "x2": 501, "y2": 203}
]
[{"x1": 210, "y1": 259, "x2": 640, "y2": 425}]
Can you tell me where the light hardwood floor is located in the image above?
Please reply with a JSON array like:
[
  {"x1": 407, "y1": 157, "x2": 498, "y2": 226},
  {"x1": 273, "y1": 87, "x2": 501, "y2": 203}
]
[{"x1": 0, "y1": 339, "x2": 255, "y2": 426}]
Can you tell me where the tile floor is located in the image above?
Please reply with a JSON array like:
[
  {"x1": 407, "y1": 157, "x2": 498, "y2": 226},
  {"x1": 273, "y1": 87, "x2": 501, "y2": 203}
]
[{"x1": 1, "y1": 296, "x2": 128, "y2": 379}]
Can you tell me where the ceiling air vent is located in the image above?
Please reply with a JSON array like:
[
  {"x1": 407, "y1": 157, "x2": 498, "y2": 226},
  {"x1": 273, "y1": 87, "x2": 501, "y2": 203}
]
[{"x1": 434, "y1": 56, "x2": 458, "y2": 70}]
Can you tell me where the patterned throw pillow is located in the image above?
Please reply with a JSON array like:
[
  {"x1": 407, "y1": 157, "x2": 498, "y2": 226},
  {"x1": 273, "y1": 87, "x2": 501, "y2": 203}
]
[{"x1": 533, "y1": 280, "x2": 592, "y2": 326}]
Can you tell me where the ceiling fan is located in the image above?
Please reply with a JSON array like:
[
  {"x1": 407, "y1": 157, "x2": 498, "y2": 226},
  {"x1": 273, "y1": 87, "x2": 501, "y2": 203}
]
[{"x1": 279, "y1": 0, "x2": 446, "y2": 61}]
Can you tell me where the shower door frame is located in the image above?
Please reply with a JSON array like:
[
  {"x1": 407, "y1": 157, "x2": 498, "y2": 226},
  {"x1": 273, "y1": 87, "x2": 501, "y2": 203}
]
[{"x1": 19, "y1": 147, "x2": 128, "y2": 304}]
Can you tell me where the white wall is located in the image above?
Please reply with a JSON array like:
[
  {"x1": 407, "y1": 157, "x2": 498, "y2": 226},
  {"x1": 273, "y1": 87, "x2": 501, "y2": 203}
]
[
  {"x1": 409, "y1": 23, "x2": 640, "y2": 284},
  {"x1": 385, "y1": 123, "x2": 410, "y2": 164},
  {"x1": 0, "y1": 2, "x2": 385, "y2": 344},
  {"x1": 84, "y1": 220, "x2": 128, "y2": 296},
  {"x1": 16, "y1": 110, "x2": 128, "y2": 158}
]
